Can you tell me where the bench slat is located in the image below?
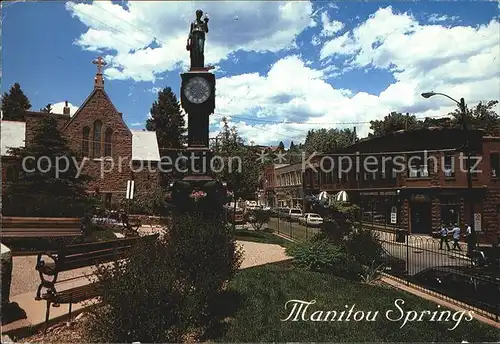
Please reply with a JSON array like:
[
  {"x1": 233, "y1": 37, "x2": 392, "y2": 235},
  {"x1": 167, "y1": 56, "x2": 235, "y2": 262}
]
[{"x1": 2, "y1": 232, "x2": 82, "y2": 238}]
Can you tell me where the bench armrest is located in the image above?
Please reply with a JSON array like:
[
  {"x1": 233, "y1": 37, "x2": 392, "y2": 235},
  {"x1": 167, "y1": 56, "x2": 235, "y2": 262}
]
[{"x1": 36, "y1": 251, "x2": 57, "y2": 269}]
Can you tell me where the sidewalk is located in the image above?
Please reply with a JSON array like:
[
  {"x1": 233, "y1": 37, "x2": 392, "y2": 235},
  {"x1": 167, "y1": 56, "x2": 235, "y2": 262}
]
[
  {"x1": 3, "y1": 275, "x2": 96, "y2": 339},
  {"x1": 372, "y1": 228, "x2": 469, "y2": 259}
]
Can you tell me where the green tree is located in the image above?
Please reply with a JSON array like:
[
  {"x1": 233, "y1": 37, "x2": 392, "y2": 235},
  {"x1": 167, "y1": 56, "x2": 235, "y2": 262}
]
[
  {"x1": 2, "y1": 114, "x2": 93, "y2": 217},
  {"x1": 214, "y1": 118, "x2": 260, "y2": 200},
  {"x1": 289, "y1": 141, "x2": 295, "y2": 150},
  {"x1": 368, "y1": 112, "x2": 420, "y2": 138},
  {"x1": 277, "y1": 141, "x2": 285, "y2": 151},
  {"x1": 447, "y1": 100, "x2": 500, "y2": 136},
  {"x1": 1, "y1": 82, "x2": 31, "y2": 121},
  {"x1": 146, "y1": 87, "x2": 187, "y2": 149},
  {"x1": 40, "y1": 103, "x2": 52, "y2": 113},
  {"x1": 303, "y1": 128, "x2": 357, "y2": 154},
  {"x1": 146, "y1": 87, "x2": 187, "y2": 188}
]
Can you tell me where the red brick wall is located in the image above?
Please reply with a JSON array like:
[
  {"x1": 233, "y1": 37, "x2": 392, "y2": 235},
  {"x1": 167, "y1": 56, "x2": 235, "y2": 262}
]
[
  {"x1": 482, "y1": 189, "x2": 500, "y2": 242},
  {"x1": 63, "y1": 89, "x2": 133, "y2": 198}
]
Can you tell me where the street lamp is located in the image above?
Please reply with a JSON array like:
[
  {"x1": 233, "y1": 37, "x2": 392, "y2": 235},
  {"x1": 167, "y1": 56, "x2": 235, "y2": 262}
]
[{"x1": 421, "y1": 91, "x2": 476, "y2": 251}]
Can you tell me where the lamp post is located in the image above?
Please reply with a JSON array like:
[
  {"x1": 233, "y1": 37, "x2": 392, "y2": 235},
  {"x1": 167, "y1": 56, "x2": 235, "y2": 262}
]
[{"x1": 421, "y1": 92, "x2": 476, "y2": 251}]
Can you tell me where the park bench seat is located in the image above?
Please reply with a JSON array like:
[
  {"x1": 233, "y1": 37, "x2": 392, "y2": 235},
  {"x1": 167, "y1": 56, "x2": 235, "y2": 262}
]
[
  {"x1": 35, "y1": 234, "x2": 157, "y2": 332},
  {"x1": 1, "y1": 217, "x2": 83, "y2": 238}
]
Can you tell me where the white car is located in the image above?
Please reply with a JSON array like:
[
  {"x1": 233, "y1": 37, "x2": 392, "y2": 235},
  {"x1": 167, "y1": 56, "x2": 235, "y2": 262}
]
[{"x1": 298, "y1": 213, "x2": 323, "y2": 227}]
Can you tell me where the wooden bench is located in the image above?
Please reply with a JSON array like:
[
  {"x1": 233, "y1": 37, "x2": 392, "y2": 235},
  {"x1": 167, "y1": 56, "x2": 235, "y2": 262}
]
[
  {"x1": 1, "y1": 217, "x2": 83, "y2": 238},
  {"x1": 35, "y1": 234, "x2": 157, "y2": 332},
  {"x1": 120, "y1": 213, "x2": 142, "y2": 235}
]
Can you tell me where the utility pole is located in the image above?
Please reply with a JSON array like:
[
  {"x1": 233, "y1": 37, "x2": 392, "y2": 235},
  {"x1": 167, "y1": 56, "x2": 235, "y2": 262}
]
[
  {"x1": 459, "y1": 97, "x2": 476, "y2": 251},
  {"x1": 421, "y1": 92, "x2": 477, "y2": 252}
]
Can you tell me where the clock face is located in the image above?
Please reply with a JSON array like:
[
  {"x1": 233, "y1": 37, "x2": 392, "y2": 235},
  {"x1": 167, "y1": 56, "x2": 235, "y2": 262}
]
[{"x1": 184, "y1": 76, "x2": 211, "y2": 104}]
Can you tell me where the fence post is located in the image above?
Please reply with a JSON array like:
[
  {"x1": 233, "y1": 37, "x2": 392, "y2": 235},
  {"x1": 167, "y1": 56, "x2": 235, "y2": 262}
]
[{"x1": 406, "y1": 230, "x2": 410, "y2": 283}]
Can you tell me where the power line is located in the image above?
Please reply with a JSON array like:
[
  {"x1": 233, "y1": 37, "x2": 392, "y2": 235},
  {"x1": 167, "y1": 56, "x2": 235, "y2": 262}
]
[{"x1": 215, "y1": 113, "x2": 454, "y2": 126}]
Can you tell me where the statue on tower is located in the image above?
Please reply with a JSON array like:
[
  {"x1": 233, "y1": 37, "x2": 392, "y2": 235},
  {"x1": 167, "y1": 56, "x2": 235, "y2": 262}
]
[{"x1": 186, "y1": 9, "x2": 209, "y2": 69}]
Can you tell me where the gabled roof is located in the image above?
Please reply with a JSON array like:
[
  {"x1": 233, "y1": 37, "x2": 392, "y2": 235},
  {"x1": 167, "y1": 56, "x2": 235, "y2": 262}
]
[
  {"x1": 1, "y1": 121, "x2": 26, "y2": 155},
  {"x1": 62, "y1": 88, "x2": 131, "y2": 135},
  {"x1": 131, "y1": 130, "x2": 160, "y2": 162}
]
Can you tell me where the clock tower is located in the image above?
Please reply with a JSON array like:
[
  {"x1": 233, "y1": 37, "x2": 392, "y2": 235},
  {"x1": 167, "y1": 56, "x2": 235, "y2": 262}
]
[{"x1": 169, "y1": 9, "x2": 228, "y2": 215}]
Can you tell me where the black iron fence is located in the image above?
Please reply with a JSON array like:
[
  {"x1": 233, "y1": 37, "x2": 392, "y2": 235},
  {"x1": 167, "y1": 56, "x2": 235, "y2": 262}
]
[{"x1": 265, "y1": 210, "x2": 500, "y2": 323}]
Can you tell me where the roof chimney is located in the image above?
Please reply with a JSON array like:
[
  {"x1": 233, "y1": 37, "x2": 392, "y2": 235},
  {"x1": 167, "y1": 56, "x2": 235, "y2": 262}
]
[{"x1": 63, "y1": 101, "x2": 70, "y2": 115}]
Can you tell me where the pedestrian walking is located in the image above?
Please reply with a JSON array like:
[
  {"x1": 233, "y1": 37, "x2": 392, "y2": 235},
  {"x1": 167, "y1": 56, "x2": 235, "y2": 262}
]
[
  {"x1": 464, "y1": 223, "x2": 473, "y2": 253},
  {"x1": 451, "y1": 223, "x2": 462, "y2": 251},
  {"x1": 439, "y1": 223, "x2": 450, "y2": 251}
]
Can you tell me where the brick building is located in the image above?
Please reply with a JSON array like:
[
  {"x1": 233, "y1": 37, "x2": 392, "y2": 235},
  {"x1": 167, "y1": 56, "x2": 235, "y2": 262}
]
[
  {"x1": 1, "y1": 58, "x2": 161, "y2": 209},
  {"x1": 275, "y1": 163, "x2": 303, "y2": 208},
  {"x1": 303, "y1": 128, "x2": 500, "y2": 242},
  {"x1": 262, "y1": 163, "x2": 288, "y2": 207}
]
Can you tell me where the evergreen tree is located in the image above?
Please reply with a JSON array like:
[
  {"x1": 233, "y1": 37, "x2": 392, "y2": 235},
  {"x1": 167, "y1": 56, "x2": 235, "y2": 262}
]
[
  {"x1": 278, "y1": 141, "x2": 285, "y2": 151},
  {"x1": 289, "y1": 141, "x2": 295, "y2": 150},
  {"x1": 1, "y1": 82, "x2": 31, "y2": 121},
  {"x1": 146, "y1": 87, "x2": 187, "y2": 149},
  {"x1": 3, "y1": 114, "x2": 93, "y2": 217},
  {"x1": 40, "y1": 103, "x2": 52, "y2": 113}
]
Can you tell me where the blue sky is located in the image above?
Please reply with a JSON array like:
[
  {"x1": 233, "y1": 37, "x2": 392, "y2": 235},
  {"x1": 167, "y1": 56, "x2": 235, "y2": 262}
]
[{"x1": 2, "y1": 1, "x2": 499, "y2": 146}]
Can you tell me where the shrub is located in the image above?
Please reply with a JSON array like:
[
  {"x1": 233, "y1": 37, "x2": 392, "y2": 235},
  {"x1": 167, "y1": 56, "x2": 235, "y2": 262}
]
[
  {"x1": 286, "y1": 238, "x2": 363, "y2": 280},
  {"x1": 344, "y1": 228, "x2": 383, "y2": 266},
  {"x1": 168, "y1": 212, "x2": 244, "y2": 328},
  {"x1": 122, "y1": 187, "x2": 166, "y2": 216},
  {"x1": 246, "y1": 209, "x2": 271, "y2": 231},
  {"x1": 84, "y1": 236, "x2": 185, "y2": 343}
]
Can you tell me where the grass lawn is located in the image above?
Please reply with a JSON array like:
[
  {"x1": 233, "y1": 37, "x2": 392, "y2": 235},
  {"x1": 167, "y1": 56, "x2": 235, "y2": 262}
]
[
  {"x1": 234, "y1": 228, "x2": 291, "y2": 247},
  {"x1": 211, "y1": 262, "x2": 498, "y2": 342}
]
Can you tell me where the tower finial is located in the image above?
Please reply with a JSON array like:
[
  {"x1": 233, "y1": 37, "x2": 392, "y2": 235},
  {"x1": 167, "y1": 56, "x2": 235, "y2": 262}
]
[
  {"x1": 92, "y1": 56, "x2": 107, "y2": 89},
  {"x1": 92, "y1": 56, "x2": 107, "y2": 74}
]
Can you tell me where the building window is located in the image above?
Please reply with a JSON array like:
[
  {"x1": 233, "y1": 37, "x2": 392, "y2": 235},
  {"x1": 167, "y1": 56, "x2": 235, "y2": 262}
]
[
  {"x1": 104, "y1": 128, "x2": 113, "y2": 157},
  {"x1": 408, "y1": 155, "x2": 428, "y2": 178},
  {"x1": 6, "y1": 165, "x2": 18, "y2": 183},
  {"x1": 491, "y1": 153, "x2": 499, "y2": 178},
  {"x1": 82, "y1": 127, "x2": 90, "y2": 157},
  {"x1": 444, "y1": 154, "x2": 455, "y2": 178},
  {"x1": 104, "y1": 193, "x2": 112, "y2": 209},
  {"x1": 93, "y1": 120, "x2": 102, "y2": 158}
]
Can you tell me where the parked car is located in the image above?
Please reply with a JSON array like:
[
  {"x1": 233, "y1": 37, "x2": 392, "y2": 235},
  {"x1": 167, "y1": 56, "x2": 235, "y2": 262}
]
[
  {"x1": 467, "y1": 243, "x2": 500, "y2": 268},
  {"x1": 287, "y1": 208, "x2": 303, "y2": 222},
  {"x1": 298, "y1": 213, "x2": 323, "y2": 227},
  {"x1": 224, "y1": 206, "x2": 245, "y2": 224},
  {"x1": 277, "y1": 207, "x2": 291, "y2": 218},
  {"x1": 362, "y1": 211, "x2": 385, "y2": 223}
]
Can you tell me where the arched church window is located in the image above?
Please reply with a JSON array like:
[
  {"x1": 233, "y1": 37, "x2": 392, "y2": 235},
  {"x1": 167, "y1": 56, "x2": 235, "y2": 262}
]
[
  {"x1": 93, "y1": 120, "x2": 102, "y2": 157},
  {"x1": 104, "y1": 128, "x2": 113, "y2": 157},
  {"x1": 82, "y1": 127, "x2": 90, "y2": 157}
]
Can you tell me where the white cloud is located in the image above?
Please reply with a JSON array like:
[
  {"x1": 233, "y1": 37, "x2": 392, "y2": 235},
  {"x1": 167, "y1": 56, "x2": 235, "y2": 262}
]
[
  {"x1": 66, "y1": 0, "x2": 314, "y2": 82},
  {"x1": 51, "y1": 101, "x2": 79, "y2": 116},
  {"x1": 130, "y1": 122, "x2": 143, "y2": 126},
  {"x1": 214, "y1": 4, "x2": 499, "y2": 146},
  {"x1": 427, "y1": 14, "x2": 459, "y2": 23},
  {"x1": 319, "y1": 11, "x2": 343, "y2": 37}
]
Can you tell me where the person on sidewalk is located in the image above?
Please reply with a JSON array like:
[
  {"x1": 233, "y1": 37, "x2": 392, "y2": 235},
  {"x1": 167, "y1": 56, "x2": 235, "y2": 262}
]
[
  {"x1": 451, "y1": 223, "x2": 462, "y2": 251},
  {"x1": 439, "y1": 223, "x2": 451, "y2": 251},
  {"x1": 464, "y1": 223, "x2": 473, "y2": 254}
]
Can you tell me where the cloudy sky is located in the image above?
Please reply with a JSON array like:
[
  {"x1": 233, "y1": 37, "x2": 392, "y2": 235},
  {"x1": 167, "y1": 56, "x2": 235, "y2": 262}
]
[{"x1": 2, "y1": 1, "x2": 499, "y2": 146}]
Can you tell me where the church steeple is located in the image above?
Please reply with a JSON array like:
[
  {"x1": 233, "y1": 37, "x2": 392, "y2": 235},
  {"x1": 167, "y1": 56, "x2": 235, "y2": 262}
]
[{"x1": 92, "y1": 56, "x2": 107, "y2": 89}]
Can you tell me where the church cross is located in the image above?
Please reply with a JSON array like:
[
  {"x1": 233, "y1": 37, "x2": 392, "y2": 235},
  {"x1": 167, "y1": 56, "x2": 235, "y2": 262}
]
[{"x1": 92, "y1": 56, "x2": 107, "y2": 74}]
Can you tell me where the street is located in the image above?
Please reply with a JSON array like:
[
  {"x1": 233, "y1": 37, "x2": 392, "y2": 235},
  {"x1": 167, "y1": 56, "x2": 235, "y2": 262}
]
[{"x1": 266, "y1": 217, "x2": 470, "y2": 275}]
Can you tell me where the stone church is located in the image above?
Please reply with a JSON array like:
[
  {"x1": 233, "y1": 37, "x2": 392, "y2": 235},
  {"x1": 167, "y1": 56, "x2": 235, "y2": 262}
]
[{"x1": 1, "y1": 57, "x2": 161, "y2": 208}]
